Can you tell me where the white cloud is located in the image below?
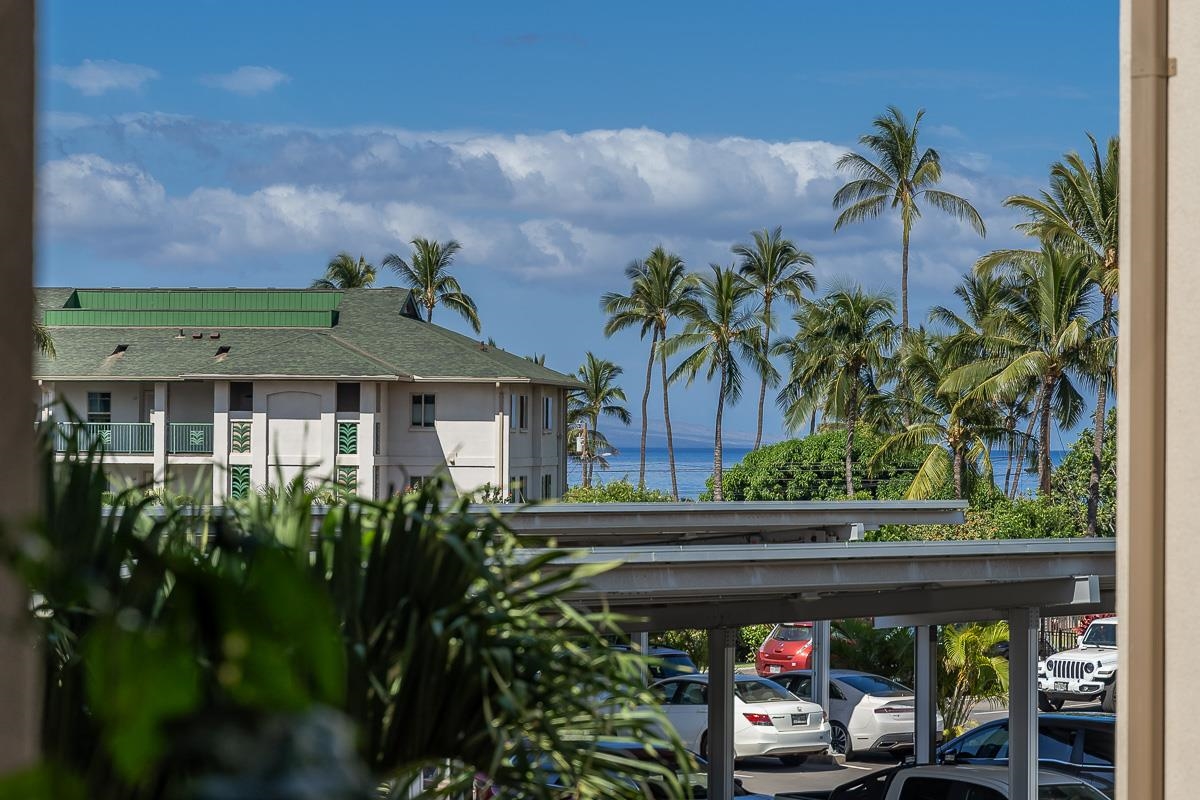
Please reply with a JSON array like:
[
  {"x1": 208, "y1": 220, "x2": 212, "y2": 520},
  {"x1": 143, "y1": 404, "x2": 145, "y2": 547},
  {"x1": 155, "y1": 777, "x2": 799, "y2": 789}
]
[
  {"x1": 199, "y1": 66, "x2": 290, "y2": 96},
  {"x1": 50, "y1": 60, "x2": 158, "y2": 96},
  {"x1": 39, "y1": 117, "x2": 1028, "y2": 291}
]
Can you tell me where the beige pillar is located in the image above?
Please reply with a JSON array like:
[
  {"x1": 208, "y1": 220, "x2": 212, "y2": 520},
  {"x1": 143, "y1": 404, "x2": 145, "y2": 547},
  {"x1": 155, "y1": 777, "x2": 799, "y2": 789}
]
[
  {"x1": 0, "y1": 0, "x2": 40, "y2": 772},
  {"x1": 358, "y1": 381, "x2": 377, "y2": 499},
  {"x1": 251, "y1": 383, "x2": 268, "y2": 489},
  {"x1": 152, "y1": 381, "x2": 168, "y2": 488},
  {"x1": 1119, "y1": 0, "x2": 1168, "y2": 797},
  {"x1": 212, "y1": 381, "x2": 230, "y2": 503}
]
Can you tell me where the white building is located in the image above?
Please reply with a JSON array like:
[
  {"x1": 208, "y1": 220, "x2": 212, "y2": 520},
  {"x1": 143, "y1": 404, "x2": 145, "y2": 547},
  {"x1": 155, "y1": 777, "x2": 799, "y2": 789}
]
[{"x1": 34, "y1": 287, "x2": 579, "y2": 503}]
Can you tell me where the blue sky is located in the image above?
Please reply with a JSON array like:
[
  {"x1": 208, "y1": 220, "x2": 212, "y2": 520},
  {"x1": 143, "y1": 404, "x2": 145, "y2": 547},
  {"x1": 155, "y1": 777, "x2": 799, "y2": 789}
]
[{"x1": 39, "y1": 1, "x2": 1117, "y2": 448}]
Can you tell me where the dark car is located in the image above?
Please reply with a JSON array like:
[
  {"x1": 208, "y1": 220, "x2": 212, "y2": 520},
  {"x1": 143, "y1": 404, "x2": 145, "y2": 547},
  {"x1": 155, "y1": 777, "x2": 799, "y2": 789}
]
[
  {"x1": 936, "y1": 712, "x2": 1115, "y2": 796},
  {"x1": 610, "y1": 644, "x2": 698, "y2": 679}
]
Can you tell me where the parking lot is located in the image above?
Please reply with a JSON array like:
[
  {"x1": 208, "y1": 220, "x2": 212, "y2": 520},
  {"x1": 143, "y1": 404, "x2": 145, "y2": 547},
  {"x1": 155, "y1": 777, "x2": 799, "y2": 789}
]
[{"x1": 734, "y1": 700, "x2": 1103, "y2": 797}]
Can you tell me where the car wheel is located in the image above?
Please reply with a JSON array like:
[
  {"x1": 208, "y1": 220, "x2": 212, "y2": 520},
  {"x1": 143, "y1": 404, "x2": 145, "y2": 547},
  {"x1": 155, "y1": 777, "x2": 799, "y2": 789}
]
[
  {"x1": 1102, "y1": 682, "x2": 1117, "y2": 713},
  {"x1": 778, "y1": 754, "x2": 807, "y2": 767},
  {"x1": 1038, "y1": 692, "x2": 1064, "y2": 712},
  {"x1": 829, "y1": 721, "x2": 850, "y2": 757}
]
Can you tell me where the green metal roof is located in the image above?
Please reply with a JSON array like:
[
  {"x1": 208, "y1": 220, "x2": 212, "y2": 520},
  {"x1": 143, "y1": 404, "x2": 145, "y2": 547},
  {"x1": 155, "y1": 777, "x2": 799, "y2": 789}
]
[
  {"x1": 47, "y1": 289, "x2": 344, "y2": 327},
  {"x1": 34, "y1": 287, "x2": 582, "y2": 387}
]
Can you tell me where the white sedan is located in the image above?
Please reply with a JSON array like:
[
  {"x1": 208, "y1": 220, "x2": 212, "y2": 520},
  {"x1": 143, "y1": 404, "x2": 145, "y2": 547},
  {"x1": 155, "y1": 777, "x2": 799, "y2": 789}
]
[{"x1": 648, "y1": 674, "x2": 831, "y2": 765}]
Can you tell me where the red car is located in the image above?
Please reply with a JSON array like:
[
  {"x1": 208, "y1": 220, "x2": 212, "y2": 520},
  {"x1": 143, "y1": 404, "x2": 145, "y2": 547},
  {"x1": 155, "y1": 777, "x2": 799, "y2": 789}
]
[{"x1": 755, "y1": 622, "x2": 814, "y2": 677}]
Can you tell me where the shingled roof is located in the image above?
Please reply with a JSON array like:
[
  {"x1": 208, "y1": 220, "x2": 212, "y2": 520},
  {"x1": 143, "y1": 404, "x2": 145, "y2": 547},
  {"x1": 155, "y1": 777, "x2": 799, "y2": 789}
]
[{"x1": 34, "y1": 287, "x2": 582, "y2": 387}]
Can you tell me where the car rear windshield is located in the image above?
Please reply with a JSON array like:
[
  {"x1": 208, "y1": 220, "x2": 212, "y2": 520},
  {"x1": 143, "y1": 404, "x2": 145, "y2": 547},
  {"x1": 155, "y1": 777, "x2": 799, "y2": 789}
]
[
  {"x1": 734, "y1": 679, "x2": 793, "y2": 703},
  {"x1": 838, "y1": 674, "x2": 912, "y2": 697},
  {"x1": 1081, "y1": 623, "x2": 1117, "y2": 647},
  {"x1": 770, "y1": 624, "x2": 813, "y2": 642}
]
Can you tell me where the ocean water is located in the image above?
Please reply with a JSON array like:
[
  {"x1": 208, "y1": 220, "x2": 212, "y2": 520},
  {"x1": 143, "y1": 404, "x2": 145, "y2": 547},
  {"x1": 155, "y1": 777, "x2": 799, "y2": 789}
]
[{"x1": 567, "y1": 444, "x2": 1066, "y2": 500}]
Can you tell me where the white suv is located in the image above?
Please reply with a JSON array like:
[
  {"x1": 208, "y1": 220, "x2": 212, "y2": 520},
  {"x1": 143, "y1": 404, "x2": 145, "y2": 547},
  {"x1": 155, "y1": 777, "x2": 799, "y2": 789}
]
[{"x1": 1037, "y1": 617, "x2": 1117, "y2": 712}]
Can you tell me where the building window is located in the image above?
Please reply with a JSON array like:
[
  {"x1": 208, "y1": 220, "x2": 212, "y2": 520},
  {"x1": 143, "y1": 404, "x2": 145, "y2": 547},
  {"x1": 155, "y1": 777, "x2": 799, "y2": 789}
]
[
  {"x1": 510, "y1": 393, "x2": 528, "y2": 430},
  {"x1": 510, "y1": 475, "x2": 527, "y2": 503},
  {"x1": 229, "y1": 381, "x2": 253, "y2": 412},
  {"x1": 336, "y1": 382, "x2": 361, "y2": 412},
  {"x1": 542, "y1": 474, "x2": 553, "y2": 499},
  {"x1": 542, "y1": 395, "x2": 554, "y2": 431},
  {"x1": 86, "y1": 392, "x2": 111, "y2": 423},
  {"x1": 411, "y1": 394, "x2": 435, "y2": 428}
]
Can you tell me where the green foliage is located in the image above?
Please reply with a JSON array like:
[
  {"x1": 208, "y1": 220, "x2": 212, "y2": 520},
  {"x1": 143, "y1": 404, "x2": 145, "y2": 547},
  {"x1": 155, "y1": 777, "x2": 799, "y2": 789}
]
[
  {"x1": 830, "y1": 620, "x2": 915, "y2": 688},
  {"x1": 562, "y1": 479, "x2": 675, "y2": 504},
  {"x1": 1051, "y1": 407, "x2": 1117, "y2": 536},
  {"x1": 870, "y1": 492, "x2": 1085, "y2": 541},
  {"x1": 5, "y1": 430, "x2": 689, "y2": 799},
  {"x1": 709, "y1": 426, "x2": 927, "y2": 501},
  {"x1": 939, "y1": 622, "x2": 1010, "y2": 736},
  {"x1": 653, "y1": 629, "x2": 710, "y2": 670},
  {"x1": 739, "y1": 624, "x2": 774, "y2": 656}
]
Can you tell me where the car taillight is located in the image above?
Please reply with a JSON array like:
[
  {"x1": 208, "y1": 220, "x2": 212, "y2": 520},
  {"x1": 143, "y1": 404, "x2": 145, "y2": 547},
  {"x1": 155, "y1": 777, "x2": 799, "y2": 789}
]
[
  {"x1": 875, "y1": 706, "x2": 914, "y2": 715},
  {"x1": 743, "y1": 713, "x2": 773, "y2": 726}
]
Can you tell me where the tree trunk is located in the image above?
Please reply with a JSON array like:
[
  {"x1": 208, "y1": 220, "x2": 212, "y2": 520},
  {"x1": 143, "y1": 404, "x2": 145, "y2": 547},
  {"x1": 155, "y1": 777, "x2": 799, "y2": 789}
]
[
  {"x1": 1003, "y1": 421, "x2": 1014, "y2": 498},
  {"x1": 1039, "y1": 376, "x2": 1056, "y2": 496},
  {"x1": 953, "y1": 448, "x2": 964, "y2": 500},
  {"x1": 1087, "y1": 293, "x2": 1114, "y2": 534},
  {"x1": 754, "y1": 296, "x2": 772, "y2": 450},
  {"x1": 1010, "y1": 403, "x2": 1039, "y2": 499},
  {"x1": 845, "y1": 383, "x2": 858, "y2": 497},
  {"x1": 660, "y1": 330, "x2": 680, "y2": 501},
  {"x1": 809, "y1": 410, "x2": 816, "y2": 436},
  {"x1": 900, "y1": 223, "x2": 911, "y2": 333},
  {"x1": 713, "y1": 363, "x2": 727, "y2": 501},
  {"x1": 638, "y1": 331, "x2": 656, "y2": 489},
  {"x1": 580, "y1": 421, "x2": 591, "y2": 488}
]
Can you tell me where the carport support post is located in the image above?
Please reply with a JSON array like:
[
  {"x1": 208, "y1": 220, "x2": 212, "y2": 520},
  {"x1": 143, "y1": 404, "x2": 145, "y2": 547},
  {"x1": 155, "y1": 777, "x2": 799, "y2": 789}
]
[
  {"x1": 1008, "y1": 608, "x2": 1039, "y2": 800},
  {"x1": 812, "y1": 620, "x2": 832, "y2": 717},
  {"x1": 913, "y1": 625, "x2": 938, "y2": 764},
  {"x1": 635, "y1": 631, "x2": 650, "y2": 684},
  {"x1": 706, "y1": 627, "x2": 737, "y2": 800}
]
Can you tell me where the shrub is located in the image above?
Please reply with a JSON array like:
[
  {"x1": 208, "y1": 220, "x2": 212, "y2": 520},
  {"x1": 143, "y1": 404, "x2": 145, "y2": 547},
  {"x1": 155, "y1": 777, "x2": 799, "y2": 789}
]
[{"x1": 562, "y1": 479, "x2": 675, "y2": 503}]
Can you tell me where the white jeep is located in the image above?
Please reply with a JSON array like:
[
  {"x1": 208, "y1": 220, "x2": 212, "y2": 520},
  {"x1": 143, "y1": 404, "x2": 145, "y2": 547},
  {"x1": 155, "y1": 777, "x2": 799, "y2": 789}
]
[{"x1": 1037, "y1": 617, "x2": 1118, "y2": 712}]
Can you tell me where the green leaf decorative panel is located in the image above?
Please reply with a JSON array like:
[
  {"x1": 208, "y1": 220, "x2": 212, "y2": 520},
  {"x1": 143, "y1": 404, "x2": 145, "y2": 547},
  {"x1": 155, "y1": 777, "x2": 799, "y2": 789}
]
[
  {"x1": 189, "y1": 427, "x2": 206, "y2": 448},
  {"x1": 230, "y1": 465, "x2": 251, "y2": 500},
  {"x1": 231, "y1": 421, "x2": 251, "y2": 453},
  {"x1": 337, "y1": 422, "x2": 358, "y2": 455},
  {"x1": 336, "y1": 467, "x2": 357, "y2": 496}
]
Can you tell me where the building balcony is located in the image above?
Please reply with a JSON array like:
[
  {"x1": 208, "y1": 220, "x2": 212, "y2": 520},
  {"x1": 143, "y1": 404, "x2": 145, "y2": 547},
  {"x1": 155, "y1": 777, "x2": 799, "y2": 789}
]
[
  {"x1": 54, "y1": 422, "x2": 154, "y2": 454},
  {"x1": 168, "y1": 423, "x2": 214, "y2": 454}
]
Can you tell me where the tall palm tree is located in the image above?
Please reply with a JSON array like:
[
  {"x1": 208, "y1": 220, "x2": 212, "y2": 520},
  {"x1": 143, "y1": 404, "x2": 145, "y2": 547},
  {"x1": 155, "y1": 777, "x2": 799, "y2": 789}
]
[
  {"x1": 930, "y1": 273, "x2": 1035, "y2": 498},
  {"x1": 733, "y1": 226, "x2": 817, "y2": 450},
  {"x1": 944, "y1": 243, "x2": 1094, "y2": 495},
  {"x1": 567, "y1": 353, "x2": 631, "y2": 488},
  {"x1": 384, "y1": 237, "x2": 481, "y2": 332},
  {"x1": 310, "y1": 252, "x2": 377, "y2": 289},
  {"x1": 980, "y1": 135, "x2": 1118, "y2": 530},
  {"x1": 601, "y1": 248, "x2": 699, "y2": 499},
  {"x1": 778, "y1": 286, "x2": 899, "y2": 496},
  {"x1": 870, "y1": 329, "x2": 998, "y2": 499},
  {"x1": 832, "y1": 106, "x2": 986, "y2": 331},
  {"x1": 662, "y1": 266, "x2": 761, "y2": 502}
]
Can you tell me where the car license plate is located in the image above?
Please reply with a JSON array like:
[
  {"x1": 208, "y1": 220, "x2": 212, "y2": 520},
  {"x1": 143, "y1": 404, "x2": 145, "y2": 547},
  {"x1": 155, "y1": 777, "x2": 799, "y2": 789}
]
[
  {"x1": 768, "y1": 665, "x2": 781, "y2": 674},
  {"x1": 1054, "y1": 681, "x2": 1068, "y2": 691},
  {"x1": 791, "y1": 714, "x2": 804, "y2": 726}
]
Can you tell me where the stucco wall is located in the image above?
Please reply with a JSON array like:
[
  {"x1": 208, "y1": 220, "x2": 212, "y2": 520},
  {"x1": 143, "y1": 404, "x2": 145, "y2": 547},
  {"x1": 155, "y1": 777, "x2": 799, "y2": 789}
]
[
  {"x1": 168, "y1": 380, "x2": 213, "y2": 422},
  {"x1": 387, "y1": 381, "x2": 497, "y2": 466},
  {"x1": 56, "y1": 380, "x2": 148, "y2": 422}
]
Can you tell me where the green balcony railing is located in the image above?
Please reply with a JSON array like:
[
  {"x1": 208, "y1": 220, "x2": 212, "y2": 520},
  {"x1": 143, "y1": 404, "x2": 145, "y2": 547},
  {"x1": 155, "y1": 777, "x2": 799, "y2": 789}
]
[
  {"x1": 169, "y1": 423, "x2": 214, "y2": 454},
  {"x1": 55, "y1": 422, "x2": 154, "y2": 454}
]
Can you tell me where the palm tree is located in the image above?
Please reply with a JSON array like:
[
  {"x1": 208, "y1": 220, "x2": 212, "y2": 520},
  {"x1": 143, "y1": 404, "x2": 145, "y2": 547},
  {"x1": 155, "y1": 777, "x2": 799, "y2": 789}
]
[
  {"x1": 733, "y1": 226, "x2": 817, "y2": 450},
  {"x1": 939, "y1": 622, "x2": 1010, "y2": 736},
  {"x1": 930, "y1": 273, "x2": 1035, "y2": 498},
  {"x1": 384, "y1": 237, "x2": 481, "y2": 332},
  {"x1": 310, "y1": 252, "x2": 377, "y2": 289},
  {"x1": 944, "y1": 243, "x2": 1094, "y2": 495},
  {"x1": 778, "y1": 286, "x2": 899, "y2": 496},
  {"x1": 869, "y1": 330, "x2": 998, "y2": 500},
  {"x1": 34, "y1": 320, "x2": 55, "y2": 357},
  {"x1": 832, "y1": 106, "x2": 986, "y2": 331},
  {"x1": 980, "y1": 135, "x2": 1118, "y2": 531},
  {"x1": 601, "y1": 248, "x2": 699, "y2": 499},
  {"x1": 567, "y1": 353, "x2": 631, "y2": 488},
  {"x1": 662, "y1": 266, "x2": 761, "y2": 501}
]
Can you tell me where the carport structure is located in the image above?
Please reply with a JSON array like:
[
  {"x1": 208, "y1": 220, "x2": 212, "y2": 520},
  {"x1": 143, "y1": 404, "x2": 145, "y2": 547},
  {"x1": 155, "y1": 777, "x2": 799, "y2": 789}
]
[{"x1": 498, "y1": 501, "x2": 1117, "y2": 800}]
